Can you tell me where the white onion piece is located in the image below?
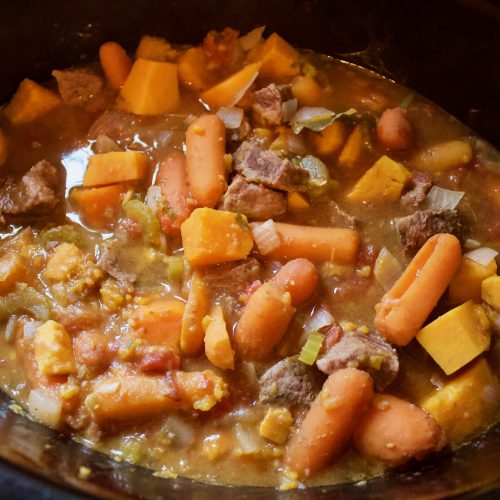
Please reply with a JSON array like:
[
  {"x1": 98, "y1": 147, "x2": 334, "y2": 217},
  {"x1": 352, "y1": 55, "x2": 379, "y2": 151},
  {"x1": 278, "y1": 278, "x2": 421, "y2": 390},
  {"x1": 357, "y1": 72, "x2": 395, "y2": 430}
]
[
  {"x1": 234, "y1": 423, "x2": 264, "y2": 455},
  {"x1": 291, "y1": 106, "x2": 334, "y2": 128},
  {"x1": 28, "y1": 389, "x2": 62, "y2": 429},
  {"x1": 305, "y1": 306, "x2": 334, "y2": 333},
  {"x1": 425, "y1": 186, "x2": 464, "y2": 211},
  {"x1": 165, "y1": 415, "x2": 195, "y2": 447},
  {"x1": 281, "y1": 98, "x2": 298, "y2": 123},
  {"x1": 238, "y1": 26, "x2": 266, "y2": 51},
  {"x1": 465, "y1": 247, "x2": 498, "y2": 266},
  {"x1": 374, "y1": 247, "x2": 403, "y2": 291},
  {"x1": 464, "y1": 238, "x2": 481, "y2": 250},
  {"x1": 145, "y1": 185, "x2": 162, "y2": 212},
  {"x1": 251, "y1": 220, "x2": 281, "y2": 255},
  {"x1": 22, "y1": 320, "x2": 42, "y2": 340},
  {"x1": 216, "y1": 106, "x2": 244, "y2": 129}
]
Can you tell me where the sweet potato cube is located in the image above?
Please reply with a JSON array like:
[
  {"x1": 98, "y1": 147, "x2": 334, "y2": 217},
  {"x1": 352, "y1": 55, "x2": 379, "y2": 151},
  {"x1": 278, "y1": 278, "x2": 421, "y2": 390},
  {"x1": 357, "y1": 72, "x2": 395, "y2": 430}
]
[
  {"x1": 180, "y1": 208, "x2": 254, "y2": 266},
  {"x1": 204, "y1": 305, "x2": 234, "y2": 370},
  {"x1": 118, "y1": 58, "x2": 179, "y2": 115},
  {"x1": 482, "y1": 275, "x2": 500, "y2": 310},
  {"x1": 449, "y1": 256, "x2": 497, "y2": 305},
  {"x1": 178, "y1": 47, "x2": 210, "y2": 91},
  {"x1": 34, "y1": 320, "x2": 76, "y2": 376},
  {"x1": 347, "y1": 155, "x2": 412, "y2": 203},
  {"x1": 256, "y1": 33, "x2": 300, "y2": 79},
  {"x1": 83, "y1": 151, "x2": 147, "y2": 187},
  {"x1": 0, "y1": 252, "x2": 25, "y2": 294},
  {"x1": 131, "y1": 299, "x2": 185, "y2": 353},
  {"x1": 337, "y1": 123, "x2": 369, "y2": 169},
  {"x1": 4, "y1": 79, "x2": 60, "y2": 125},
  {"x1": 43, "y1": 243, "x2": 84, "y2": 282},
  {"x1": 200, "y1": 62, "x2": 261, "y2": 109},
  {"x1": 70, "y1": 183, "x2": 130, "y2": 229},
  {"x1": 416, "y1": 300, "x2": 491, "y2": 375},
  {"x1": 308, "y1": 120, "x2": 347, "y2": 157},
  {"x1": 136, "y1": 35, "x2": 174, "y2": 62},
  {"x1": 420, "y1": 358, "x2": 500, "y2": 442}
]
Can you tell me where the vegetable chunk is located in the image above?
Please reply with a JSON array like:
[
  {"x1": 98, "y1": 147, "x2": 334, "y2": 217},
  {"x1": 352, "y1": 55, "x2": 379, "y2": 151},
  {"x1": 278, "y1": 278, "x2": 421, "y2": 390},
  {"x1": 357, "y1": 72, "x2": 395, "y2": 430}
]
[
  {"x1": 482, "y1": 275, "x2": 500, "y2": 310},
  {"x1": 83, "y1": 151, "x2": 147, "y2": 187},
  {"x1": 259, "y1": 407, "x2": 293, "y2": 444},
  {"x1": 4, "y1": 79, "x2": 60, "y2": 125},
  {"x1": 43, "y1": 243, "x2": 83, "y2": 282},
  {"x1": 0, "y1": 252, "x2": 26, "y2": 294},
  {"x1": 416, "y1": 300, "x2": 491, "y2": 375},
  {"x1": 256, "y1": 33, "x2": 300, "y2": 79},
  {"x1": 420, "y1": 358, "x2": 500, "y2": 442},
  {"x1": 204, "y1": 305, "x2": 235, "y2": 370},
  {"x1": 181, "y1": 208, "x2": 253, "y2": 266},
  {"x1": 34, "y1": 320, "x2": 76, "y2": 376},
  {"x1": 347, "y1": 155, "x2": 412, "y2": 203},
  {"x1": 118, "y1": 58, "x2": 180, "y2": 115}
]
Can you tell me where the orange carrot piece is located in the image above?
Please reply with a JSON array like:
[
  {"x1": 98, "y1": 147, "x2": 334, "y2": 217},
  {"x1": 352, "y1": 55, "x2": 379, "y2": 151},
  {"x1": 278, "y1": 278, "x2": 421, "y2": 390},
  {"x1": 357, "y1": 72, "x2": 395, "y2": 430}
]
[
  {"x1": 375, "y1": 233, "x2": 462, "y2": 346},
  {"x1": 271, "y1": 258, "x2": 318, "y2": 306},
  {"x1": 156, "y1": 151, "x2": 193, "y2": 235},
  {"x1": 185, "y1": 115, "x2": 226, "y2": 208},
  {"x1": 70, "y1": 183, "x2": 130, "y2": 229},
  {"x1": 286, "y1": 368, "x2": 374, "y2": 478},
  {"x1": 99, "y1": 41, "x2": 132, "y2": 89},
  {"x1": 204, "y1": 305, "x2": 235, "y2": 370},
  {"x1": 234, "y1": 281, "x2": 295, "y2": 360},
  {"x1": 264, "y1": 222, "x2": 359, "y2": 264},
  {"x1": 353, "y1": 394, "x2": 446, "y2": 466}
]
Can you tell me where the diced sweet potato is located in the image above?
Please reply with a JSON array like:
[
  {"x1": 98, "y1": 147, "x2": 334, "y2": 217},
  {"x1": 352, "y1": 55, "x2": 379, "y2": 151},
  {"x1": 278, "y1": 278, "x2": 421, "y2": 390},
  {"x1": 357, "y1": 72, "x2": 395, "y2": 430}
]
[
  {"x1": 136, "y1": 35, "x2": 175, "y2": 62},
  {"x1": 337, "y1": 123, "x2": 370, "y2": 169},
  {"x1": 83, "y1": 151, "x2": 147, "y2": 187},
  {"x1": 482, "y1": 275, "x2": 500, "y2": 310},
  {"x1": 256, "y1": 33, "x2": 300, "y2": 80},
  {"x1": 43, "y1": 243, "x2": 84, "y2": 282},
  {"x1": 416, "y1": 300, "x2": 491, "y2": 375},
  {"x1": 200, "y1": 62, "x2": 261, "y2": 109},
  {"x1": 204, "y1": 305, "x2": 234, "y2": 370},
  {"x1": 412, "y1": 140, "x2": 473, "y2": 172},
  {"x1": 448, "y1": 256, "x2": 497, "y2": 305},
  {"x1": 347, "y1": 155, "x2": 412, "y2": 203},
  {"x1": 4, "y1": 79, "x2": 60, "y2": 125},
  {"x1": 118, "y1": 58, "x2": 180, "y2": 115},
  {"x1": 180, "y1": 208, "x2": 254, "y2": 266},
  {"x1": 259, "y1": 407, "x2": 293, "y2": 444},
  {"x1": 420, "y1": 358, "x2": 500, "y2": 442},
  {"x1": 70, "y1": 183, "x2": 130, "y2": 229},
  {"x1": 178, "y1": 47, "x2": 211, "y2": 90},
  {"x1": 0, "y1": 252, "x2": 25, "y2": 294},
  {"x1": 34, "y1": 320, "x2": 76, "y2": 376},
  {"x1": 131, "y1": 299, "x2": 185, "y2": 354},
  {"x1": 308, "y1": 121, "x2": 347, "y2": 157}
]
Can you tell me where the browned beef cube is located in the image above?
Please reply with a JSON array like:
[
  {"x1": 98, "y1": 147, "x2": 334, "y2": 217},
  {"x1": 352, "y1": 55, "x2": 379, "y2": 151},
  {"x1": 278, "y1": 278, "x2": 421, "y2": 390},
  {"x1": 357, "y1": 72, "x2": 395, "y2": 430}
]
[
  {"x1": 401, "y1": 171, "x2": 433, "y2": 208},
  {"x1": 233, "y1": 141, "x2": 308, "y2": 192},
  {"x1": 52, "y1": 68, "x2": 103, "y2": 104},
  {"x1": 204, "y1": 257, "x2": 261, "y2": 294},
  {"x1": 252, "y1": 83, "x2": 283, "y2": 126},
  {"x1": 222, "y1": 175, "x2": 287, "y2": 219}
]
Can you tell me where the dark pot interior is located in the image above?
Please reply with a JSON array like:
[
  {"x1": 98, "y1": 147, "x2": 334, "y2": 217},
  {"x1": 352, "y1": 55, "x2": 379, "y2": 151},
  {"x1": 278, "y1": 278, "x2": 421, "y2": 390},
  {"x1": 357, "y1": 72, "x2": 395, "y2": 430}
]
[{"x1": 0, "y1": 1, "x2": 499, "y2": 498}]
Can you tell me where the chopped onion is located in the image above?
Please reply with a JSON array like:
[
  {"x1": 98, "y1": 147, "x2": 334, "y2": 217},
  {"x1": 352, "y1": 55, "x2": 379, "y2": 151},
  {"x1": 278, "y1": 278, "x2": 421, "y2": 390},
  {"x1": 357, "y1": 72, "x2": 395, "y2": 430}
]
[
  {"x1": 164, "y1": 415, "x2": 195, "y2": 447},
  {"x1": 238, "y1": 26, "x2": 266, "y2": 51},
  {"x1": 234, "y1": 423, "x2": 264, "y2": 455},
  {"x1": 251, "y1": 220, "x2": 281, "y2": 255},
  {"x1": 216, "y1": 106, "x2": 244, "y2": 129},
  {"x1": 424, "y1": 186, "x2": 464, "y2": 211},
  {"x1": 22, "y1": 320, "x2": 42, "y2": 340},
  {"x1": 374, "y1": 247, "x2": 403, "y2": 291},
  {"x1": 465, "y1": 247, "x2": 498, "y2": 266},
  {"x1": 145, "y1": 185, "x2": 162, "y2": 212},
  {"x1": 28, "y1": 389, "x2": 62, "y2": 429},
  {"x1": 291, "y1": 107, "x2": 356, "y2": 134},
  {"x1": 281, "y1": 98, "x2": 298, "y2": 123},
  {"x1": 305, "y1": 306, "x2": 334, "y2": 333},
  {"x1": 464, "y1": 238, "x2": 481, "y2": 250}
]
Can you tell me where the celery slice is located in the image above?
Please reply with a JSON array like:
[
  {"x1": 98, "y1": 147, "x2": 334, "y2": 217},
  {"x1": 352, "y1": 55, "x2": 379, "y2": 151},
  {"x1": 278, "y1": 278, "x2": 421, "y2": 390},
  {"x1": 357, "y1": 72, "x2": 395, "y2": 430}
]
[{"x1": 298, "y1": 330, "x2": 324, "y2": 365}]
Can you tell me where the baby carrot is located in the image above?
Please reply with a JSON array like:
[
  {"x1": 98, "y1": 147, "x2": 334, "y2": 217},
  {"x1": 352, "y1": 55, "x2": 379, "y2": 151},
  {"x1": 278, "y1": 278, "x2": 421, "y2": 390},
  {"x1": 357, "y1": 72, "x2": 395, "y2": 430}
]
[
  {"x1": 99, "y1": 41, "x2": 132, "y2": 89},
  {"x1": 353, "y1": 394, "x2": 446, "y2": 466},
  {"x1": 156, "y1": 150, "x2": 193, "y2": 235},
  {"x1": 263, "y1": 222, "x2": 359, "y2": 264},
  {"x1": 271, "y1": 258, "x2": 318, "y2": 306},
  {"x1": 185, "y1": 114, "x2": 226, "y2": 208},
  {"x1": 286, "y1": 368, "x2": 374, "y2": 478},
  {"x1": 375, "y1": 233, "x2": 461, "y2": 346}
]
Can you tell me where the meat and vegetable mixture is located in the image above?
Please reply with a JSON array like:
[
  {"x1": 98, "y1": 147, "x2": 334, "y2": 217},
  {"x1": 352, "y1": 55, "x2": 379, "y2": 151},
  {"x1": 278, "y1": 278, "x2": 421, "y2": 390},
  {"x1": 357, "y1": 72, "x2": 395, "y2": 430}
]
[{"x1": 0, "y1": 27, "x2": 499, "y2": 488}]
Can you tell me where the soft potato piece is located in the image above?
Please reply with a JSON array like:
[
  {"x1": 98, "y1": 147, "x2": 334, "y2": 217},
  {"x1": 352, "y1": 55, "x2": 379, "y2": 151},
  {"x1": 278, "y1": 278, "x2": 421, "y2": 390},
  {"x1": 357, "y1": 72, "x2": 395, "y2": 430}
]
[
  {"x1": 43, "y1": 243, "x2": 84, "y2": 282},
  {"x1": 412, "y1": 140, "x2": 473, "y2": 172},
  {"x1": 0, "y1": 252, "x2": 26, "y2": 294},
  {"x1": 34, "y1": 320, "x2": 76, "y2": 376},
  {"x1": 416, "y1": 300, "x2": 491, "y2": 375},
  {"x1": 347, "y1": 155, "x2": 412, "y2": 203},
  {"x1": 180, "y1": 208, "x2": 254, "y2": 266},
  {"x1": 256, "y1": 33, "x2": 300, "y2": 80},
  {"x1": 308, "y1": 120, "x2": 347, "y2": 157},
  {"x1": 482, "y1": 275, "x2": 500, "y2": 310},
  {"x1": 136, "y1": 35, "x2": 174, "y2": 62},
  {"x1": 259, "y1": 407, "x2": 293, "y2": 444},
  {"x1": 4, "y1": 79, "x2": 60, "y2": 125},
  {"x1": 420, "y1": 358, "x2": 500, "y2": 442}
]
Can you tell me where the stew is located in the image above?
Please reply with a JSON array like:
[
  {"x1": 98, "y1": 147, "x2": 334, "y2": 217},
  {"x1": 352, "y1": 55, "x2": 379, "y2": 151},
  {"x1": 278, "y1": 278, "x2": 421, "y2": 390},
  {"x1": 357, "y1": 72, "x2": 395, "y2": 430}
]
[{"x1": 0, "y1": 27, "x2": 499, "y2": 489}]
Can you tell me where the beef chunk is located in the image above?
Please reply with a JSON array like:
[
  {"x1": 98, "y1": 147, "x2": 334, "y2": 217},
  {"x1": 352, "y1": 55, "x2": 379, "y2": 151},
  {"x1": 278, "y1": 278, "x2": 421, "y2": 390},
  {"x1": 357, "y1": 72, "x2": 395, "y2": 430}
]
[
  {"x1": 97, "y1": 240, "x2": 137, "y2": 283},
  {"x1": 233, "y1": 141, "x2": 308, "y2": 192},
  {"x1": 401, "y1": 171, "x2": 432, "y2": 208},
  {"x1": 52, "y1": 68, "x2": 103, "y2": 104},
  {"x1": 317, "y1": 332, "x2": 399, "y2": 391},
  {"x1": 222, "y1": 175, "x2": 287, "y2": 219},
  {"x1": 252, "y1": 84, "x2": 283, "y2": 126},
  {"x1": 0, "y1": 160, "x2": 63, "y2": 224},
  {"x1": 259, "y1": 357, "x2": 320, "y2": 407},
  {"x1": 204, "y1": 257, "x2": 261, "y2": 294},
  {"x1": 395, "y1": 209, "x2": 466, "y2": 254}
]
